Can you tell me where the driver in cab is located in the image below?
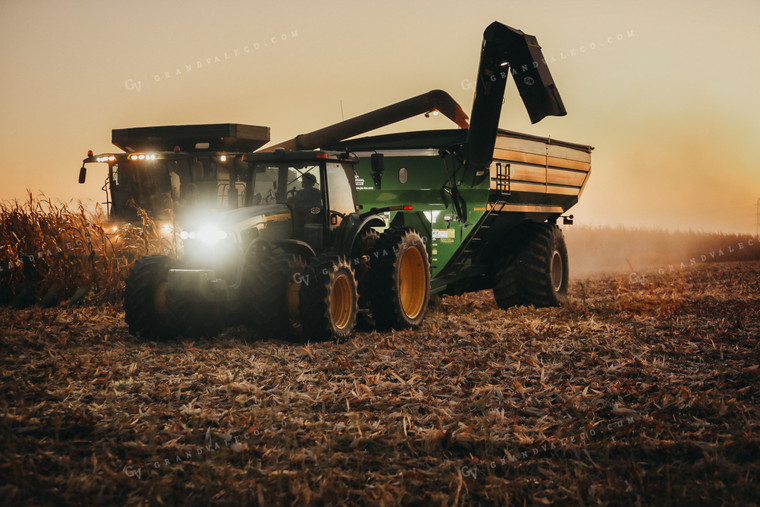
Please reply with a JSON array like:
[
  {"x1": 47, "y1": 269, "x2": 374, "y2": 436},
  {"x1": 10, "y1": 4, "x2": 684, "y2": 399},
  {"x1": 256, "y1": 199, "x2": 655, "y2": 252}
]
[{"x1": 289, "y1": 172, "x2": 322, "y2": 220}]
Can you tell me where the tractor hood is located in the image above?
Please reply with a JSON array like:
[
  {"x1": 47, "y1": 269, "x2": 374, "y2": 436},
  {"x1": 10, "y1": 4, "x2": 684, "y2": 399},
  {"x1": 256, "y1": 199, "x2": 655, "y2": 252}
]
[{"x1": 184, "y1": 204, "x2": 292, "y2": 238}]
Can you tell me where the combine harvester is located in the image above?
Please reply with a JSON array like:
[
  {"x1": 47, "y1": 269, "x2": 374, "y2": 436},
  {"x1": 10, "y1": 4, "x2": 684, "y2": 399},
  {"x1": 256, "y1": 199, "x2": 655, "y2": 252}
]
[
  {"x1": 78, "y1": 123, "x2": 271, "y2": 233},
  {"x1": 116, "y1": 21, "x2": 592, "y2": 341}
]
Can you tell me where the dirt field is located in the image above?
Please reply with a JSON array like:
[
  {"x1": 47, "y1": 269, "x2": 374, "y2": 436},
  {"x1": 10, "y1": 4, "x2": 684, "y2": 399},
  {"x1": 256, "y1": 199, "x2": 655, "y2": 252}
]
[{"x1": 1, "y1": 261, "x2": 759, "y2": 505}]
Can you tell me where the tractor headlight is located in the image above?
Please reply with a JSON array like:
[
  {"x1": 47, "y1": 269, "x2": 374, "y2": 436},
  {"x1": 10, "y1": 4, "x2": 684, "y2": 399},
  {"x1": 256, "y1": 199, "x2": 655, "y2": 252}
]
[{"x1": 181, "y1": 224, "x2": 228, "y2": 245}]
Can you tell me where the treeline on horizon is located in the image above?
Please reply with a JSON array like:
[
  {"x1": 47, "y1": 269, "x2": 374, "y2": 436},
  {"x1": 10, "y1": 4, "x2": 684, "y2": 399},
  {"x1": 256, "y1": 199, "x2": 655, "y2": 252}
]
[{"x1": 564, "y1": 225, "x2": 760, "y2": 277}]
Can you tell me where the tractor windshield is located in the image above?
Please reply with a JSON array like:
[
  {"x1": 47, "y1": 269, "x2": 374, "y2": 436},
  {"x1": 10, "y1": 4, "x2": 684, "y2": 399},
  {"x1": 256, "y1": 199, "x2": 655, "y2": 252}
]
[
  {"x1": 246, "y1": 159, "x2": 357, "y2": 219},
  {"x1": 247, "y1": 163, "x2": 322, "y2": 206}
]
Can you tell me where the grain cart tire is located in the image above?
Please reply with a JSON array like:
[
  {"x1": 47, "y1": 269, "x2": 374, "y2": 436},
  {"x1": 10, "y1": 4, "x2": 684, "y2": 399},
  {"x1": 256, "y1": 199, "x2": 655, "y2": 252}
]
[
  {"x1": 370, "y1": 227, "x2": 430, "y2": 329},
  {"x1": 124, "y1": 255, "x2": 175, "y2": 339},
  {"x1": 492, "y1": 251, "x2": 521, "y2": 309},
  {"x1": 299, "y1": 256, "x2": 358, "y2": 341},
  {"x1": 351, "y1": 228, "x2": 380, "y2": 330},
  {"x1": 494, "y1": 223, "x2": 568, "y2": 308},
  {"x1": 240, "y1": 251, "x2": 306, "y2": 340}
]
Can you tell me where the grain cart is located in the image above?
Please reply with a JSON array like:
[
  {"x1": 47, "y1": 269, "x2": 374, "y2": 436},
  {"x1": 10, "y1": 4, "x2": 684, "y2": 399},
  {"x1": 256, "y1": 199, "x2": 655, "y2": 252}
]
[{"x1": 281, "y1": 22, "x2": 592, "y2": 311}]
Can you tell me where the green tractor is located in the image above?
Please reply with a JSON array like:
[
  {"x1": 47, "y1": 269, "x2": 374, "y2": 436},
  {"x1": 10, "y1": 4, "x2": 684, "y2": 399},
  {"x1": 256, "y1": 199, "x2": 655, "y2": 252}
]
[
  {"x1": 123, "y1": 21, "x2": 592, "y2": 341},
  {"x1": 124, "y1": 149, "x2": 431, "y2": 341}
]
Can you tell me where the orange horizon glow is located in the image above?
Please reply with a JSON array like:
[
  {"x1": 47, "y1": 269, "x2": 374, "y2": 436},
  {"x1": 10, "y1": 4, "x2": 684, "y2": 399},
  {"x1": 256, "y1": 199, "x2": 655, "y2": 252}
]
[{"x1": 1, "y1": 0, "x2": 759, "y2": 234}]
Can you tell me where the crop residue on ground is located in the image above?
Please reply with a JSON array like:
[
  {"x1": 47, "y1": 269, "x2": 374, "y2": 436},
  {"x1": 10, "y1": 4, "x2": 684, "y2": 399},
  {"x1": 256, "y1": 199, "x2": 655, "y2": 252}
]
[{"x1": 1, "y1": 261, "x2": 759, "y2": 505}]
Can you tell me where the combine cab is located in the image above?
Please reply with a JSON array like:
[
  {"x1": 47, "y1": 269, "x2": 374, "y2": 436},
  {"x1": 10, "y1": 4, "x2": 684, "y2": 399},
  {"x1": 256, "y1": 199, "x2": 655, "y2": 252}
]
[{"x1": 78, "y1": 123, "x2": 270, "y2": 224}]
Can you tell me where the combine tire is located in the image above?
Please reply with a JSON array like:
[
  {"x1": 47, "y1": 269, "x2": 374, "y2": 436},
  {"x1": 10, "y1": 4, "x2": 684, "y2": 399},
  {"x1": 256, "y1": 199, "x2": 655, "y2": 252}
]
[
  {"x1": 124, "y1": 255, "x2": 174, "y2": 339},
  {"x1": 351, "y1": 227, "x2": 380, "y2": 329},
  {"x1": 370, "y1": 227, "x2": 430, "y2": 329},
  {"x1": 240, "y1": 250, "x2": 307, "y2": 340},
  {"x1": 493, "y1": 223, "x2": 568, "y2": 309},
  {"x1": 299, "y1": 256, "x2": 358, "y2": 341}
]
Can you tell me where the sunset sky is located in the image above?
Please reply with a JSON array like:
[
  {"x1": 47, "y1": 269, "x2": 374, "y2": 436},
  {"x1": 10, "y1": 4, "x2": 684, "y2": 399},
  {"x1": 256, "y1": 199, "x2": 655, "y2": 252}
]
[{"x1": 1, "y1": 0, "x2": 758, "y2": 234}]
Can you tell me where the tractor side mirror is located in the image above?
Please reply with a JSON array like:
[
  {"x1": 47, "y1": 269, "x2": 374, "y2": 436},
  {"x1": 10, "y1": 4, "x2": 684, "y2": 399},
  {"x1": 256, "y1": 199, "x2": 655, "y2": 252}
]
[
  {"x1": 370, "y1": 153, "x2": 384, "y2": 190},
  {"x1": 78, "y1": 166, "x2": 87, "y2": 184}
]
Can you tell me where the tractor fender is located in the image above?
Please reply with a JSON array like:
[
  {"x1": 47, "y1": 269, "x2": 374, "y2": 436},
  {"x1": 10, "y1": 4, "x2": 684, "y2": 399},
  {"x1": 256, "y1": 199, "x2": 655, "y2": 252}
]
[
  {"x1": 270, "y1": 239, "x2": 316, "y2": 259},
  {"x1": 339, "y1": 215, "x2": 386, "y2": 254}
]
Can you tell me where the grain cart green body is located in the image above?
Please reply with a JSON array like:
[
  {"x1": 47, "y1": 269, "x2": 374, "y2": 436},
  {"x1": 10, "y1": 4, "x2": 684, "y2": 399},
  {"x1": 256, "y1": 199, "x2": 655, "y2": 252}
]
[{"x1": 329, "y1": 128, "x2": 592, "y2": 299}]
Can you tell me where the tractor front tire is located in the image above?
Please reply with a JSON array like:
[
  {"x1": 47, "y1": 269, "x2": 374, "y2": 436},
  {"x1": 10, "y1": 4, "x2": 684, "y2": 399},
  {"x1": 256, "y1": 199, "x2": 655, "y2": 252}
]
[
  {"x1": 299, "y1": 256, "x2": 358, "y2": 341},
  {"x1": 493, "y1": 222, "x2": 569, "y2": 309},
  {"x1": 164, "y1": 289, "x2": 224, "y2": 338},
  {"x1": 240, "y1": 251, "x2": 307, "y2": 340},
  {"x1": 370, "y1": 227, "x2": 430, "y2": 330},
  {"x1": 124, "y1": 255, "x2": 174, "y2": 339}
]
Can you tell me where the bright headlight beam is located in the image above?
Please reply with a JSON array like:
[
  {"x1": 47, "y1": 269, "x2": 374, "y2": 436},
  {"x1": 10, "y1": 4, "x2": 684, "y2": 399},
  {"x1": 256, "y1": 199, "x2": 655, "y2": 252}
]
[{"x1": 196, "y1": 224, "x2": 228, "y2": 245}]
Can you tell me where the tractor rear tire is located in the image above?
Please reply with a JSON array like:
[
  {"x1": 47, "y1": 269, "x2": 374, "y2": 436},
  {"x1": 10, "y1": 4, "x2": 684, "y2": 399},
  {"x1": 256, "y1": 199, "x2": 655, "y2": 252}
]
[
  {"x1": 240, "y1": 251, "x2": 306, "y2": 340},
  {"x1": 370, "y1": 227, "x2": 430, "y2": 330},
  {"x1": 493, "y1": 222, "x2": 569, "y2": 309},
  {"x1": 299, "y1": 256, "x2": 358, "y2": 341},
  {"x1": 352, "y1": 227, "x2": 380, "y2": 330},
  {"x1": 124, "y1": 255, "x2": 174, "y2": 339}
]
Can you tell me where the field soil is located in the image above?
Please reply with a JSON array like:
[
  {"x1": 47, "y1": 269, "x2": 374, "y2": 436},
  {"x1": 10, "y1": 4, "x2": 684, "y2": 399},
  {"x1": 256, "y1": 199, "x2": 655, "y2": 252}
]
[{"x1": 1, "y1": 261, "x2": 759, "y2": 505}]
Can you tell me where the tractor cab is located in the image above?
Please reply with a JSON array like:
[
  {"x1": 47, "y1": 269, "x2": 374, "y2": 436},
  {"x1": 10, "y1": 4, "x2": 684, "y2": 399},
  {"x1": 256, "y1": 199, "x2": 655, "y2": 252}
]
[{"x1": 242, "y1": 150, "x2": 360, "y2": 252}]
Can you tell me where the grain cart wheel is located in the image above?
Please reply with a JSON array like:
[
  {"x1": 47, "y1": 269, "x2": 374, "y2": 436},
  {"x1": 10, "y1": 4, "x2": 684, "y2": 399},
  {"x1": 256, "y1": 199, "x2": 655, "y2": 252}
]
[
  {"x1": 240, "y1": 250, "x2": 307, "y2": 340},
  {"x1": 351, "y1": 227, "x2": 380, "y2": 329},
  {"x1": 299, "y1": 256, "x2": 358, "y2": 341},
  {"x1": 124, "y1": 255, "x2": 174, "y2": 339},
  {"x1": 492, "y1": 251, "x2": 521, "y2": 309},
  {"x1": 493, "y1": 223, "x2": 568, "y2": 308},
  {"x1": 370, "y1": 227, "x2": 430, "y2": 329}
]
